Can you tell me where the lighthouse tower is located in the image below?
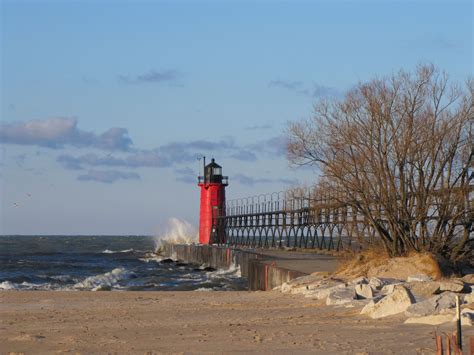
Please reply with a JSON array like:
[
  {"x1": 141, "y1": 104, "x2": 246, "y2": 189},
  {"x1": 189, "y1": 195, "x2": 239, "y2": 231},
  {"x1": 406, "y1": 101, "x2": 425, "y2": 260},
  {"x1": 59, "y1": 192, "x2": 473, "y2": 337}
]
[{"x1": 198, "y1": 158, "x2": 228, "y2": 244}]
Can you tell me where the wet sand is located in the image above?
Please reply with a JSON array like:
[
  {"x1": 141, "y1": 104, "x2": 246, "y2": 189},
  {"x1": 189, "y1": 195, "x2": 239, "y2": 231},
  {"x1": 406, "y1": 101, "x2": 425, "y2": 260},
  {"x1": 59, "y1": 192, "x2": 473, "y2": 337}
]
[{"x1": 1, "y1": 291, "x2": 472, "y2": 354}]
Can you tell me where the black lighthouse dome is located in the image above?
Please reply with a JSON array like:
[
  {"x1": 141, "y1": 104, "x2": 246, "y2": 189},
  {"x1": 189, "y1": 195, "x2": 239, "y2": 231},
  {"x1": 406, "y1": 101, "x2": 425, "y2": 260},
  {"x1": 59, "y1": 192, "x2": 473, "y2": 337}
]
[{"x1": 205, "y1": 158, "x2": 223, "y2": 183}]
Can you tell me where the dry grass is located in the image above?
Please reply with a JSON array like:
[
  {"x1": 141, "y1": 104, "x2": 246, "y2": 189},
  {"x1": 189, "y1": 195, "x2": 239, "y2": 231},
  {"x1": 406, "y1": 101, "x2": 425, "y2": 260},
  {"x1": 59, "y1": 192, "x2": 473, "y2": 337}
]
[{"x1": 334, "y1": 248, "x2": 443, "y2": 281}]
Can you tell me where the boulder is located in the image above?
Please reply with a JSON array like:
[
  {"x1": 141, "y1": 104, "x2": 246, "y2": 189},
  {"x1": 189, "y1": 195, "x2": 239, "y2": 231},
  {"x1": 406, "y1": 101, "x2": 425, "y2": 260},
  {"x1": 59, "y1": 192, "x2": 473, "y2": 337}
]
[
  {"x1": 310, "y1": 271, "x2": 332, "y2": 277},
  {"x1": 280, "y1": 274, "x2": 328, "y2": 294},
  {"x1": 408, "y1": 281, "x2": 440, "y2": 298},
  {"x1": 343, "y1": 299, "x2": 372, "y2": 308},
  {"x1": 405, "y1": 300, "x2": 436, "y2": 317},
  {"x1": 380, "y1": 284, "x2": 395, "y2": 295},
  {"x1": 326, "y1": 286, "x2": 356, "y2": 306},
  {"x1": 407, "y1": 274, "x2": 433, "y2": 282},
  {"x1": 361, "y1": 285, "x2": 415, "y2": 319},
  {"x1": 368, "y1": 277, "x2": 385, "y2": 290},
  {"x1": 462, "y1": 274, "x2": 474, "y2": 284},
  {"x1": 279, "y1": 283, "x2": 291, "y2": 293},
  {"x1": 404, "y1": 314, "x2": 454, "y2": 325},
  {"x1": 350, "y1": 276, "x2": 368, "y2": 285},
  {"x1": 355, "y1": 284, "x2": 374, "y2": 299},
  {"x1": 464, "y1": 291, "x2": 474, "y2": 304},
  {"x1": 405, "y1": 292, "x2": 456, "y2": 317},
  {"x1": 439, "y1": 279, "x2": 465, "y2": 293},
  {"x1": 380, "y1": 282, "x2": 406, "y2": 295},
  {"x1": 460, "y1": 308, "x2": 474, "y2": 326},
  {"x1": 437, "y1": 292, "x2": 458, "y2": 309},
  {"x1": 304, "y1": 281, "x2": 346, "y2": 300},
  {"x1": 439, "y1": 308, "x2": 456, "y2": 315}
]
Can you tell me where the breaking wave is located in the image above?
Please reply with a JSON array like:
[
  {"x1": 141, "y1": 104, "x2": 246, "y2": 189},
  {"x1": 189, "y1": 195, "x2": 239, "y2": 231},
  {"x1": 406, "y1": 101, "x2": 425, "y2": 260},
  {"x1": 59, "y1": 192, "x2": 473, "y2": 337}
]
[
  {"x1": 74, "y1": 267, "x2": 133, "y2": 291},
  {"x1": 154, "y1": 218, "x2": 198, "y2": 251},
  {"x1": 0, "y1": 281, "x2": 18, "y2": 290},
  {"x1": 185, "y1": 264, "x2": 245, "y2": 291},
  {"x1": 0, "y1": 280, "x2": 66, "y2": 291}
]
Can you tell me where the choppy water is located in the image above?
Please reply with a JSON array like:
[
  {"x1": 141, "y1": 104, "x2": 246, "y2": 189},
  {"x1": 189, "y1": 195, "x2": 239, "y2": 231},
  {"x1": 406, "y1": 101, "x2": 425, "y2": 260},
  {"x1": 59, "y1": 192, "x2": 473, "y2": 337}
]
[{"x1": 0, "y1": 235, "x2": 246, "y2": 291}]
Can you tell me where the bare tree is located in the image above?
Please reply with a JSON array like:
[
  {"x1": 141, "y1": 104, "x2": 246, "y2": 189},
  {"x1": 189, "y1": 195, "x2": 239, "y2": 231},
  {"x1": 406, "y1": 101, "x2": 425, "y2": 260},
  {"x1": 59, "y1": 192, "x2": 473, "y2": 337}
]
[{"x1": 288, "y1": 65, "x2": 473, "y2": 262}]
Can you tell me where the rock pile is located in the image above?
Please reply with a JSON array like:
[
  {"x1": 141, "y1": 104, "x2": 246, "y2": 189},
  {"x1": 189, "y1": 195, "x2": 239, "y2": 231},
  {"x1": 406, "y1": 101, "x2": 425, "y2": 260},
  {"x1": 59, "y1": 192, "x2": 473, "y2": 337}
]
[{"x1": 278, "y1": 272, "x2": 474, "y2": 326}]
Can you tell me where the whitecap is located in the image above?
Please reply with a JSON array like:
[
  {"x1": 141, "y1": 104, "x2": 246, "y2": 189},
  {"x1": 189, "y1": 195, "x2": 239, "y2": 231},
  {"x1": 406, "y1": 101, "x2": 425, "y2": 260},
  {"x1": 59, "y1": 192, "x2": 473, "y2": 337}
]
[
  {"x1": 102, "y1": 249, "x2": 134, "y2": 254},
  {"x1": 0, "y1": 281, "x2": 18, "y2": 290},
  {"x1": 139, "y1": 253, "x2": 163, "y2": 263},
  {"x1": 0, "y1": 281, "x2": 58, "y2": 291},
  {"x1": 74, "y1": 267, "x2": 133, "y2": 290},
  {"x1": 206, "y1": 264, "x2": 242, "y2": 279}
]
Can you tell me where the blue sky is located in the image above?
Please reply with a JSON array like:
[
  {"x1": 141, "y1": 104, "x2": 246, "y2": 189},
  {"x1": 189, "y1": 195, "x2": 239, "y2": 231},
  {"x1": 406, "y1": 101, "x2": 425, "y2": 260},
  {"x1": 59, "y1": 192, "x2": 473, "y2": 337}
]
[{"x1": 1, "y1": 0, "x2": 472, "y2": 235}]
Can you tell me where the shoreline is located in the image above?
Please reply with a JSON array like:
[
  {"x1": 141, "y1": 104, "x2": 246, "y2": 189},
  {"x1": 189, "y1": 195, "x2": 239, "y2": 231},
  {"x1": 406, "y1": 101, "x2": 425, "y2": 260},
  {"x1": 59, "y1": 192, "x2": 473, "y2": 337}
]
[{"x1": 2, "y1": 290, "x2": 472, "y2": 353}]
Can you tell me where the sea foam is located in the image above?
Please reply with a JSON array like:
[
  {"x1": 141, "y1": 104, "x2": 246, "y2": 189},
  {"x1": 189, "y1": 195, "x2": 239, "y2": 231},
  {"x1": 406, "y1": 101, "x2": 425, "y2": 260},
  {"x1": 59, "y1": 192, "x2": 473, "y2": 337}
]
[{"x1": 74, "y1": 267, "x2": 133, "y2": 290}]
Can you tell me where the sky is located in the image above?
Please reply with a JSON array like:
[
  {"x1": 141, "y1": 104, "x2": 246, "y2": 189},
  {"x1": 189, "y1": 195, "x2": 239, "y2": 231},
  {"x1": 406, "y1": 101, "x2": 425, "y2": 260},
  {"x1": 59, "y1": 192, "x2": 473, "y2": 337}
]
[{"x1": 1, "y1": 0, "x2": 472, "y2": 235}]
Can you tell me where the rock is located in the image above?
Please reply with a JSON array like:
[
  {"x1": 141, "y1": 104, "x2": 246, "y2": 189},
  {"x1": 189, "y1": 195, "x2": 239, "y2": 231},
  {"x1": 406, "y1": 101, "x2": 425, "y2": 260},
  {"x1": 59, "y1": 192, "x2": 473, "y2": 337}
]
[
  {"x1": 405, "y1": 300, "x2": 435, "y2": 317},
  {"x1": 380, "y1": 284, "x2": 395, "y2": 295},
  {"x1": 310, "y1": 271, "x2": 332, "y2": 277},
  {"x1": 439, "y1": 308, "x2": 456, "y2": 315},
  {"x1": 404, "y1": 314, "x2": 454, "y2": 325},
  {"x1": 350, "y1": 276, "x2": 368, "y2": 285},
  {"x1": 437, "y1": 292, "x2": 458, "y2": 309},
  {"x1": 464, "y1": 291, "x2": 474, "y2": 304},
  {"x1": 368, "y1": 277, "x2": 384, "y2": 290},
  {"x1": 439, "y1": 279, "x2": 466, "y2": 293},
  {"x1": 360, "y1": 285, "x2": 415, "y2": 319},
  {"x1": 462, "y1": 274, "x2": 474, "y2": 284},
  {"x1": 160, "y1": 258, "x2": 174, "y2": 264},
  {"x1": 361, "y1": 300, "x2": 377, "y2": 314},
  {"x1": 408, "y1": 281, "x2": 440, "y2": 298},
  {"x1": 405, "y1": 292, "x2": 456, "y2": 317},
  {"x1": 343, "y1": 299, "x2": 371, "y2": 308},
  {"x1": 304, "y1": 282, "x2": 346, "y2": 300},
  {"x1": 326, "y1": 286, "x2": 356, "y2": 306},
  {"x1": 460, "y1": 308, "x2": 474, "y2": 326},
  {"x1": 380, "y1": 283, "x2": 406, "y2": 295},
  {"x1": 407, "y1": 274, "x2": 433, "y2": 282},
  {"x1": 355, "y1": 284, "x2": 374, "y2": 299},
  {"x1": 280, "y1": 274, "x2": 328, "y2": 294}
]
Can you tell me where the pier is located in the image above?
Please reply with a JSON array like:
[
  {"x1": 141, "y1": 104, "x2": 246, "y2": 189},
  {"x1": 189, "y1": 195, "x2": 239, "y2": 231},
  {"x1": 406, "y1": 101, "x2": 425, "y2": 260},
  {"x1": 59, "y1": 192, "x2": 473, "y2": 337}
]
[{"x1": 163, "y1": 244, "x2": 338, "y2": 291}]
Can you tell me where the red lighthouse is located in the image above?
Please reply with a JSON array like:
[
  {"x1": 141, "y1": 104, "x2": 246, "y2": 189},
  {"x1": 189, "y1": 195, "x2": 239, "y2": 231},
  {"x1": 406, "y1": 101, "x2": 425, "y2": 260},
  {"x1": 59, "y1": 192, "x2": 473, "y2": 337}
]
[{"x1": 198, "y1": 158, "x2": 228, "y2": 244}]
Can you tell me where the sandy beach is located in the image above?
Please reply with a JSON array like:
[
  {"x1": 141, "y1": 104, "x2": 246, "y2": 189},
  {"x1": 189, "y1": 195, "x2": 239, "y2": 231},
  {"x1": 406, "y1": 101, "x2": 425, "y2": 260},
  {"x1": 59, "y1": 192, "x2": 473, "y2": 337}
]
[{"x1": 1, "y1": 291, "x2": 472, "y2": 354}]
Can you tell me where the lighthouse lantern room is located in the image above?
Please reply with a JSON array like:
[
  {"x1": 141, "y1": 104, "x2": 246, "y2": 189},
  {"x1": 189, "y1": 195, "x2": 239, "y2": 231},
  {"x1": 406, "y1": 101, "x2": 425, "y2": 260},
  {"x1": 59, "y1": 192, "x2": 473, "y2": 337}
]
[{"x1": 197, "y1": 158, "x2": 228, "y2": 244}]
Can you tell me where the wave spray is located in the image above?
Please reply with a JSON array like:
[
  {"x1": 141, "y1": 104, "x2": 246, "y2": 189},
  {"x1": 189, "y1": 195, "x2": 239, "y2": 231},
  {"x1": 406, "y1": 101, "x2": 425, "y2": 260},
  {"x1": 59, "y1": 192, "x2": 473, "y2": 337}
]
[{"x1": 154, "y1": 217, "x2": 198, "y2": 252}]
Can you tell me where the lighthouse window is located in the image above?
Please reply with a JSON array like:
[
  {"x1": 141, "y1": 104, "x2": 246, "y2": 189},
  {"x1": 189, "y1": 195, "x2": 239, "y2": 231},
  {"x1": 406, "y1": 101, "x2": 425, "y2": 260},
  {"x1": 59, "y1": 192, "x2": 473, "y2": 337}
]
[{"x1": 213, "y1": 167, "x2": 222, "y2": 175}]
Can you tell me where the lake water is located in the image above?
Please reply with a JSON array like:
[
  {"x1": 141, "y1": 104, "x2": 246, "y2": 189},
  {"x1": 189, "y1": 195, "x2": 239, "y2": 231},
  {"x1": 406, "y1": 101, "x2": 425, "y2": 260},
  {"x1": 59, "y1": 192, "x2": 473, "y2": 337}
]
[{"x1": 0, "y1": 235, "x2": 245, "y2": 291}]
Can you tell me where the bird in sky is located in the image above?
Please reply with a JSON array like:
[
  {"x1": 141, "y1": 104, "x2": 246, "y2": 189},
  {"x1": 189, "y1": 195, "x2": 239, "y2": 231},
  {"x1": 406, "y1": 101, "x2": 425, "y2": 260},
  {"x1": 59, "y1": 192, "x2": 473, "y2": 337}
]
[{"x1": 13, "y1": 202, "x2": 19, "y2": 207}]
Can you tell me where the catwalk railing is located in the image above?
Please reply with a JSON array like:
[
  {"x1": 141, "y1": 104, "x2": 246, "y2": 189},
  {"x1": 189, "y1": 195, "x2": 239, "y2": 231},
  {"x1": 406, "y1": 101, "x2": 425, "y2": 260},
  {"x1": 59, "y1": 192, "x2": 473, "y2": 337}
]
[{"x1": 211, "y1": 189, "x2": 473, "y2": 251}]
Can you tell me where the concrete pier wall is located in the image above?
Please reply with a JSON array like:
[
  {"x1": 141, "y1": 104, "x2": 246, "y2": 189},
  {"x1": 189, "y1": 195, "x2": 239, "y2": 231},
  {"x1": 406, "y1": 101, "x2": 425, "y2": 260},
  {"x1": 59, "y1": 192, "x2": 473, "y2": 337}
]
[{"x1": 162, "y1": 244, "x2": 308, "y2": 291}]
